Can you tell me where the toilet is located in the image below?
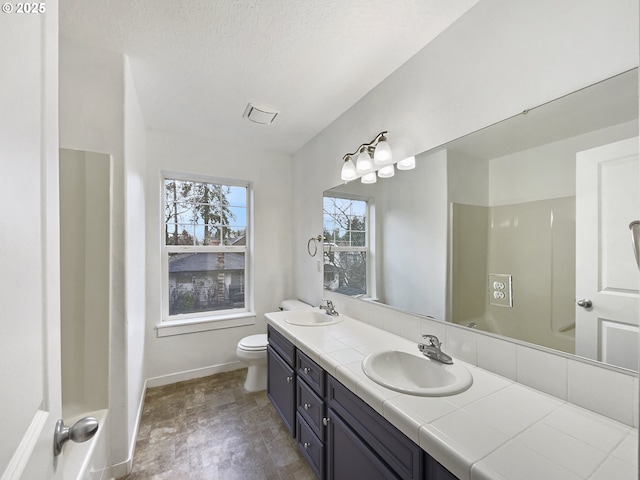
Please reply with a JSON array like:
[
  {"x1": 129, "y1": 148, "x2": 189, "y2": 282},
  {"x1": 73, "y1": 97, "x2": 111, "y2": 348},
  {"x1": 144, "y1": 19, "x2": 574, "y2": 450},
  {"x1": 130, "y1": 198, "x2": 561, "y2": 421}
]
[{"x1": 237, "y1": 299, "x2": 312, "y2": 391}]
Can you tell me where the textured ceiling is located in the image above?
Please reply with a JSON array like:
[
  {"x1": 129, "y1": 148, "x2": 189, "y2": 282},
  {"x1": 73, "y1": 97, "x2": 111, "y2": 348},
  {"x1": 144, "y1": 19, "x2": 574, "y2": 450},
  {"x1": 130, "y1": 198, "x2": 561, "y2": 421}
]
[{"x1": 59, "y1": 0, "x2": 478, "y2": 154}]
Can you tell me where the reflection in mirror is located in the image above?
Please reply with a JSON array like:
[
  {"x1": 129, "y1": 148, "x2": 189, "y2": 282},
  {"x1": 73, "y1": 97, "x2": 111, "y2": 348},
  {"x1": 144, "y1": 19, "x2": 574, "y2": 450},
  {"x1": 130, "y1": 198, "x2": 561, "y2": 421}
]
[
  {"x1": 322, "y1": 196, "x2": 368, "y2": 296},
  {"x1": 324, "y1": 68, "x2": 639, "y2": 371}
]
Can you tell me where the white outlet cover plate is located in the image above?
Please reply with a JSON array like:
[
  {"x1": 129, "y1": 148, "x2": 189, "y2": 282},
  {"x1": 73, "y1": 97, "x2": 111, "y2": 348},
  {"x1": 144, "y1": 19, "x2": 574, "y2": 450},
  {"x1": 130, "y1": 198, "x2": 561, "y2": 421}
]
[{"x1": 489, "y1": 273, "x2": 513, "y2": 307}]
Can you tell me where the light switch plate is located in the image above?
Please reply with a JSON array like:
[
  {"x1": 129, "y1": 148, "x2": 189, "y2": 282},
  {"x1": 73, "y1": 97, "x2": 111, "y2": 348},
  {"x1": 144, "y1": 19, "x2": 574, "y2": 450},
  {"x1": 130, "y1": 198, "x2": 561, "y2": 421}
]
[{"x1": 489, "y1": 274, "x2": 513, "y2": 307}]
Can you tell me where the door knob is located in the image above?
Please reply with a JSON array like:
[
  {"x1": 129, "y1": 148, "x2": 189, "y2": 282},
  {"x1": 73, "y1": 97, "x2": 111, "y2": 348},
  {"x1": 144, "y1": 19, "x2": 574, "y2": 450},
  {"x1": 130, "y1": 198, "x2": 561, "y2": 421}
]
[
  {"x1": 577, "y1": 299, "x2": 593, "y2": 308},
  {"x1": 53, "y1": 417, "x2": 99, "y2": 456}
]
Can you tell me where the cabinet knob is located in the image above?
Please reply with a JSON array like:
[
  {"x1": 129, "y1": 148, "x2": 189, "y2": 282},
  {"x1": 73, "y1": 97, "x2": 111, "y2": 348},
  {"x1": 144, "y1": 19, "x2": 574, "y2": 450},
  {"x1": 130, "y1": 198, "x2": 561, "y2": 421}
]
[
  {"x1": 303, "y1": 367, "x2": 311, "y2": 374},
  {"x1": 286, "y1": 376, "x2": 293, "y2": 383},
  {"x1": 303, "y1": 442, "x2": 311, "y2": 449},
  {"x1": 322, "y1": 417, "x2": 330, "y2": 427},
  {"x1": 303, "y1": 403, "x2": 311, "y2": 410}
]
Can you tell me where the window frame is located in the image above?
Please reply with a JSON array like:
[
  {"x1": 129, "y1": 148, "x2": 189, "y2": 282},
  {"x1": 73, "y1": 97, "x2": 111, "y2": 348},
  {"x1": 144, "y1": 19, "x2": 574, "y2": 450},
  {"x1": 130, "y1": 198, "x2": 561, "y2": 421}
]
[
  {"x1": 322, "y1": 192, "x2": 375, "y2": 298},
  {"x1": 158, "y1": 171, "x2": 254, "y2": 336}
]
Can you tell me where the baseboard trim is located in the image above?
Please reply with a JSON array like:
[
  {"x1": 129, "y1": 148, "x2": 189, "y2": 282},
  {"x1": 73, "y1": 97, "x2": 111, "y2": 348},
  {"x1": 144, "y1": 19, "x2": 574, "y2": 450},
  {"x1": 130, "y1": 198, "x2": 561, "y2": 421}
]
[
  {"x1": 146, "y1": 361, "x2": 244, "y2": 388},
  {"x1": 110, "y1": 377, "x2": 148, "y2": 479}
]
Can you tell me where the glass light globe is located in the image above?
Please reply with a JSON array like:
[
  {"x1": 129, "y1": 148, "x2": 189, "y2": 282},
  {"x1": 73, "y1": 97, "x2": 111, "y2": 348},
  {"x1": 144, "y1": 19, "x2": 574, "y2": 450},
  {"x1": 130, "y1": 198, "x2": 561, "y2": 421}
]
[
  {"x1": 361, "y1": 172, "x2": 377, "y2": 184},
  {"x1": 373, "y1": 137, "x2": 392, "y2": 165},
  {"x1": 355, "y1": 148, "x2": 373, "y2": 174},
  {"x1": 378, "y1": 164, "x2": 395, "y2": 178},
  {"x1": 341, "y1": 157, "x2": 357, "y2": 181},
  {"x1": 397, "y1": 155, "x2": 416, "y2": 170}
]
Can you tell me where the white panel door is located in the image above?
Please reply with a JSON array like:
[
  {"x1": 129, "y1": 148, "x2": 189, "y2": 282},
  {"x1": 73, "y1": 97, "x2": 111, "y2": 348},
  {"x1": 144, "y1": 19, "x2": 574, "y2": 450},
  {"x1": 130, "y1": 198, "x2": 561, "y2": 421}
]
[
  {"x1": 0, "y1": 2, "x2": 63, "y2": 479},
  {"x1": 575, "y1": 137, "x2": 639, "y2": 370}
]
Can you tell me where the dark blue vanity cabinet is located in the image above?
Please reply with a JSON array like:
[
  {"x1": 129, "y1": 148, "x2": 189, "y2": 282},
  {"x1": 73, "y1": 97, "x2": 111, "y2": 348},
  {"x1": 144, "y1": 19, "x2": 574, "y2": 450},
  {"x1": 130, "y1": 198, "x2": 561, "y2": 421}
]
[
  {"x1": 267, "y1": 326, "x2": 297, "y2": 436},
  {"x1": 267, "y1": 325, "x2": 459, "y2": 480}
]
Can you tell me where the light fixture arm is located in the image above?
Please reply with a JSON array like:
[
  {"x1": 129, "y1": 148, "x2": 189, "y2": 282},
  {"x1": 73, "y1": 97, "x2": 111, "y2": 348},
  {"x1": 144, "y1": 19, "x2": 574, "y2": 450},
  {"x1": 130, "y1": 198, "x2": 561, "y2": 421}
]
[{"x1": 341, "y1": 131, "x2": 388, "y2": 162}]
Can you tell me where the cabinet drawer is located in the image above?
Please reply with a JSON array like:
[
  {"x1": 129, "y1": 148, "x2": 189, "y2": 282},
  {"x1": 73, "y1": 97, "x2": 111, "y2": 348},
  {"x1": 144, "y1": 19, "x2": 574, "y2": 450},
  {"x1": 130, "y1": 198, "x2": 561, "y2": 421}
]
[
  {"x1": 297, "y1": 413, "x2": 324, "y2": 480},
  {"x1": 297, "y1": 377, "x2": 325, "y2": 439},
  {"x1": 327, "y1": 375, "x2": 422, "y2": 480},
  {"x1": 296, "y1": 349, "x2": 324, "y2": 396},
  {"x1": 268, "y1": 324, "x2": 295, "y2": 366}
]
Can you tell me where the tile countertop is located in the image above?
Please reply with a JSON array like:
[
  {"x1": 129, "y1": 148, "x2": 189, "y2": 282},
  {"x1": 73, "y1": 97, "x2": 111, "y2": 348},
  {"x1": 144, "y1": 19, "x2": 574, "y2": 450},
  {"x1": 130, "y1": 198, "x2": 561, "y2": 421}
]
[{"x1": 265, "y1": 311, "x2": 639, "y2": 480}]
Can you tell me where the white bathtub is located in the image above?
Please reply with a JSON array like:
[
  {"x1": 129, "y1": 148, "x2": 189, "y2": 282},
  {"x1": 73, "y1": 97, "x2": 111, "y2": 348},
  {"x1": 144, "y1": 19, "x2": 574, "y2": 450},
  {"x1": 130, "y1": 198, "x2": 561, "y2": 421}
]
[{"x1": 62, "y1": 409, "x2": 111, "y2": 480}]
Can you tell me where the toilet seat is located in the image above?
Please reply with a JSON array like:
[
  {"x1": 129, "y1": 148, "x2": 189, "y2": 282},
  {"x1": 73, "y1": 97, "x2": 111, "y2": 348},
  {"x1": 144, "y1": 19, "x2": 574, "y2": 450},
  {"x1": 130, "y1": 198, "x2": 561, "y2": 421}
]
[{"x1": 238, "y1": 334, "x2": 268, "y2": 351}]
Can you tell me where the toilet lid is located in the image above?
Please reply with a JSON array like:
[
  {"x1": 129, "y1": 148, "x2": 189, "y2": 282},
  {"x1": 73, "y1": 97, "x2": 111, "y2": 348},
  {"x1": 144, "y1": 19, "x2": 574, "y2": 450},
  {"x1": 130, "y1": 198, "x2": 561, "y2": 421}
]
[{"x1": 239, "y1": 334, "x2": 268, "y2": 351}]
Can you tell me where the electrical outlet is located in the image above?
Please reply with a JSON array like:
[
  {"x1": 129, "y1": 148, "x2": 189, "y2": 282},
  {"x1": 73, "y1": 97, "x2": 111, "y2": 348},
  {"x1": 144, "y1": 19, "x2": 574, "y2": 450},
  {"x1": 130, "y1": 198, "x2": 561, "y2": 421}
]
[{"x1": 489, "y1": 274, "x2": 512, "y2": 307}]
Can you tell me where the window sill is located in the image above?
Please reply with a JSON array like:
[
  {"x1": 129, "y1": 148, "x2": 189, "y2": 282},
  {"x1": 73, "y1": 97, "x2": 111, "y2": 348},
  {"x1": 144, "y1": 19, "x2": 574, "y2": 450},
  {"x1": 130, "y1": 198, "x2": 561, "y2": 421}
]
[{"x1": 156, "y1": 312, "x2": 256, "y2": 337}]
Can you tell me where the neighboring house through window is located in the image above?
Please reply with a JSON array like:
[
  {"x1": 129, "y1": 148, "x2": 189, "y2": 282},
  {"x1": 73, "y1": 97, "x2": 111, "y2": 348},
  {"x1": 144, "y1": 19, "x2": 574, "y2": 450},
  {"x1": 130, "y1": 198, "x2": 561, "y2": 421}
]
[
  {"x1": 322, "y1": 195, "x2": 369, "y2": 296},
  {"x1": 162, "y1": 175, "x2": 251, "y2": 328}
]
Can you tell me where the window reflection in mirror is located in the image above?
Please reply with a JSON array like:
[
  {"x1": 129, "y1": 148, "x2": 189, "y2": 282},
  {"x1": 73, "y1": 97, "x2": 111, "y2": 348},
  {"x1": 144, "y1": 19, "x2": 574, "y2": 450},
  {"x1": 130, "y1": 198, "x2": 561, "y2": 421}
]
[{"x1": 322, "y1": 196, "x2": 369, "y2": 296}]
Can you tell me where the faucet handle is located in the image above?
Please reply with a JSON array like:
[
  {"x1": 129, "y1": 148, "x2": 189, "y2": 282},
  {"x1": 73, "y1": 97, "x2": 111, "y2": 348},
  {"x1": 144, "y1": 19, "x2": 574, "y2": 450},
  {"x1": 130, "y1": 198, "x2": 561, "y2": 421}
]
[
  {"x1": 323, "y1": 299, "x2": 334, "y2": 308},
  {"x1": 422, "y1": 334, "x2": 440, "y2": 348}
]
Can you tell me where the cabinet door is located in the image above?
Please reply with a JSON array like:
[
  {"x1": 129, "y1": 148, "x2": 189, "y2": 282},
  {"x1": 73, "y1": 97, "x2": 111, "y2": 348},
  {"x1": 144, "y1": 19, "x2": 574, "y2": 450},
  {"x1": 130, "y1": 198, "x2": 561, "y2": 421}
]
[
  {"x1": 425, "y1": 455, "x2": 459, "y2": 480},
  {"x1": 327, "y1": 408, "x2": 399, "y2": 480},
  {"x1": 267, "y1": 345, "x2": 296, "y2": 436},
  {"x1": 327, "y1": 376, "x2": 422, "y2": 479}
]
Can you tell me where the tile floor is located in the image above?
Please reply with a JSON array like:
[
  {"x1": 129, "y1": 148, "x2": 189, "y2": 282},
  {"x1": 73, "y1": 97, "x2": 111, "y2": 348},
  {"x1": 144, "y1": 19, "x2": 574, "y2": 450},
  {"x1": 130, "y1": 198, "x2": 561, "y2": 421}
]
[{"x1": 120, "y1": 369, "x2": 316, "y2": 480}]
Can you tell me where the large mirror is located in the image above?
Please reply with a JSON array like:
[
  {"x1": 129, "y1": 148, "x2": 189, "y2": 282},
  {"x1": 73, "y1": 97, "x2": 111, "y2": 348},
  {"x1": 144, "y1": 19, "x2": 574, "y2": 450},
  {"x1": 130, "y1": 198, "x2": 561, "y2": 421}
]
[{"x1": 323, "y1": 69, "x2": 639, "y2": 371}]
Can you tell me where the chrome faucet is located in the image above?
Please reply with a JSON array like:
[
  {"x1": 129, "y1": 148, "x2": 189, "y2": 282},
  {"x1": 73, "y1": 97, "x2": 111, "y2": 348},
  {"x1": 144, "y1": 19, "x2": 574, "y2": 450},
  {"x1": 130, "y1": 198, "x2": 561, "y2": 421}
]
[
  {"x1": 319, "y1": 299, "x2": 339, "y2": 316},
  {"x1": 418, "y1": 335, "x2": 453, "y2": 364}
]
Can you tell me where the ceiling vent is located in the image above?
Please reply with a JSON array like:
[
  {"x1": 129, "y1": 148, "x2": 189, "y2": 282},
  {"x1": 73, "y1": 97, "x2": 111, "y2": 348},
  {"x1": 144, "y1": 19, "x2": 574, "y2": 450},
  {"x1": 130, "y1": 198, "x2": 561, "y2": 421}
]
[{"x1": 243, "y1": 103, "x2": 279, "y2": 125}]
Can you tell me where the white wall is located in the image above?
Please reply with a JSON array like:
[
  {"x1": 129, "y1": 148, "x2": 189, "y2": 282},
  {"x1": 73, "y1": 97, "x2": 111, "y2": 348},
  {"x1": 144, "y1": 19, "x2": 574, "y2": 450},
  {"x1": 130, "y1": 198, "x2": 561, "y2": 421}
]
[
  {"x1": 59, "y1": 38, "x2": 147, "y2": 474},
  {"x1": 489, "y1": 120, "x2": 639, "y2": 205},
  {"x1": 448, "y1": 151, "x2": 489, "y2": 206},
  {"x1": 377, "y1": 150, "x2": 448, "y2": 319},
  {"x1": 144, "y1": 129, "x2": 293, "y2": 381},
  {"x1": 292, "y1": 0, "x2": 638, "y2": 307},
  {"x1": 123, "y1": 57, "x2": 148, "y2": 463}
]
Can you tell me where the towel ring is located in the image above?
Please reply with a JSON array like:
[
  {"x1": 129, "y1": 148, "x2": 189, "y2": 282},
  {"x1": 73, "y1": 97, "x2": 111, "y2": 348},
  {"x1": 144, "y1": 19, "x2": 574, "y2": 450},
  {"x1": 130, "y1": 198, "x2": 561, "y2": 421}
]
[{"x1": 307, "y1": 235, "x2": 324, "y2": 257}]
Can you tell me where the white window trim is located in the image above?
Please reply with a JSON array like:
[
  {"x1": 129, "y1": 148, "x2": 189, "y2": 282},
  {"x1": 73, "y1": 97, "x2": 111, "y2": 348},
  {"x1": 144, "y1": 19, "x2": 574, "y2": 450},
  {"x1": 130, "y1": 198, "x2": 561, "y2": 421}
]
[
  {"x1": 156, "y1": 312, "x2": 256, "y2": 337},
  {"x1": 158, "y1": 171, "x2": 254, "y2": 336}
]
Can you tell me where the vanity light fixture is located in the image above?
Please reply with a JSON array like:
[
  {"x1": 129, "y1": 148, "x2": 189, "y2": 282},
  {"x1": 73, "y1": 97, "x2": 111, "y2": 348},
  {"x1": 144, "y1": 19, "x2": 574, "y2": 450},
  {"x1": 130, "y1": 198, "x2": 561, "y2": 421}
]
[{"x1": 340, "y1": 131, "x2": 414, "y2": 183}]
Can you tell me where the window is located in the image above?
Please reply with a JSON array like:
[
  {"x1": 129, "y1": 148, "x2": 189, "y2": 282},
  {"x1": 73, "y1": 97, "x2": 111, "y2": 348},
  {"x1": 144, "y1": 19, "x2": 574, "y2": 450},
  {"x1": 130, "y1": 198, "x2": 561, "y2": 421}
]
[
  {"x1": 162, "y1": 175, "x2": 251, "y2": 328},
  {"x1": 323, "y1": 196, "x2": 368, "y2": 296}
]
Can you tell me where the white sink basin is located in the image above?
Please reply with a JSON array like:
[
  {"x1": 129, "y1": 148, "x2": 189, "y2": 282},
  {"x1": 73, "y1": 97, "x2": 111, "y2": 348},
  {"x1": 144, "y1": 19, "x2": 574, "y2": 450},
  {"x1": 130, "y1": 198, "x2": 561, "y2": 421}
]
[
  {"x1": 362, "y1": 350, "x2": 473, "y2": 396},
  {"x1": 282, "y1": 309, "x2": 343, "y2": 326}
]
